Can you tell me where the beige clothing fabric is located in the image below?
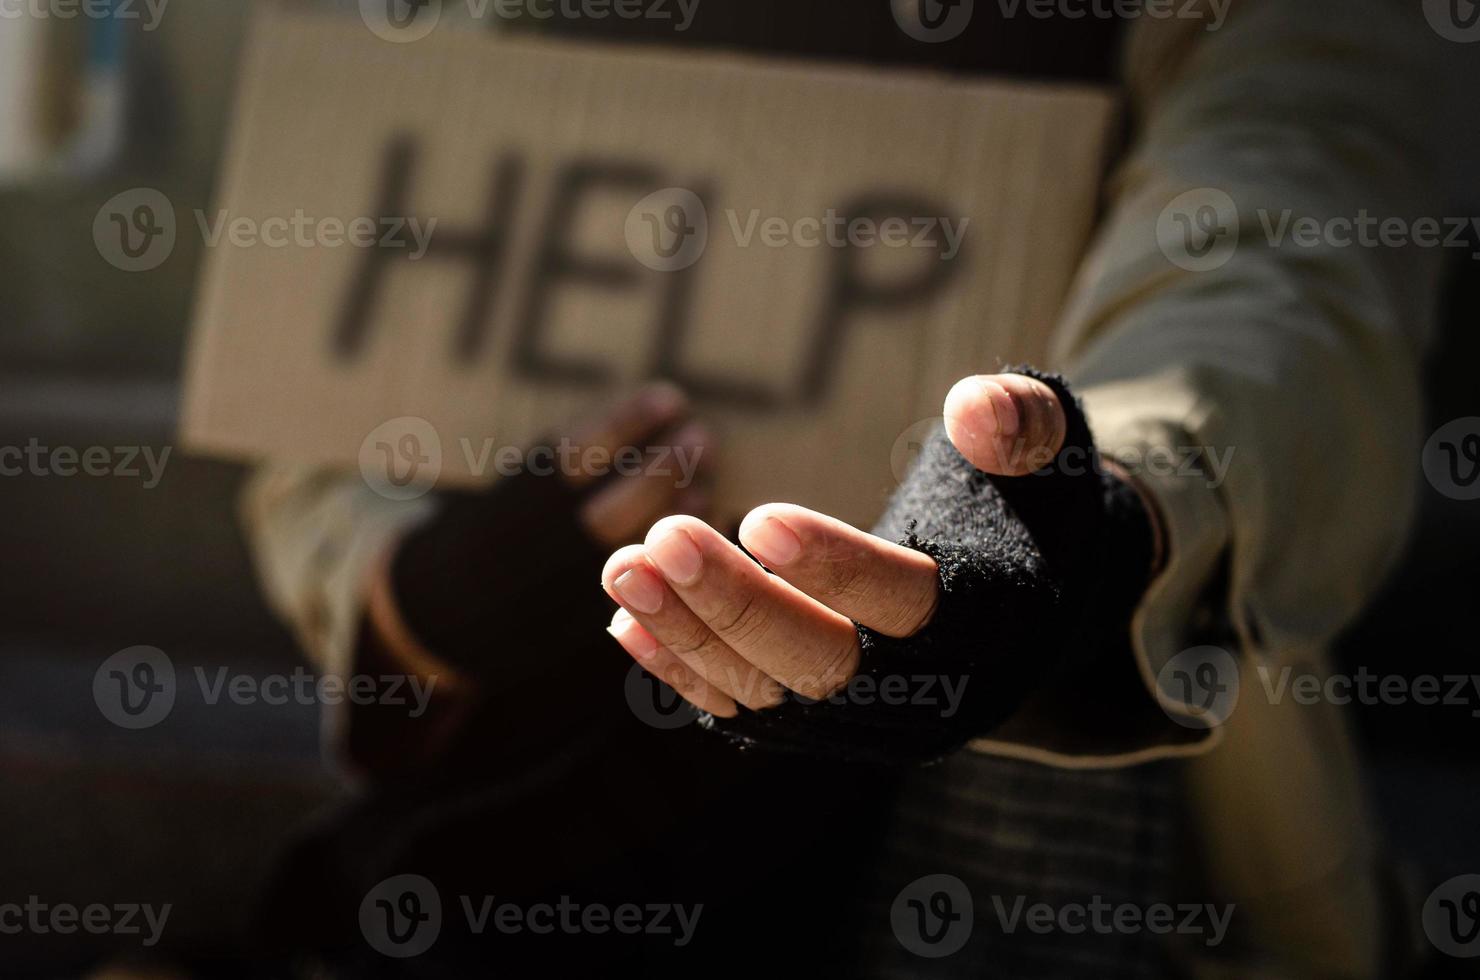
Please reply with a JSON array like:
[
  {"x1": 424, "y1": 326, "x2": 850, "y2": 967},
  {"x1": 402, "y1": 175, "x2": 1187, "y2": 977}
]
[
  {"x1": 239, "y1": 0, "x2": 1442, "y2": 974},
  {"x1": 1040, "y1": 0, "x2": 1440, "y2": 974},
  {"x1": 240, "y1": 466, "x2": 436, "y2": 755}
]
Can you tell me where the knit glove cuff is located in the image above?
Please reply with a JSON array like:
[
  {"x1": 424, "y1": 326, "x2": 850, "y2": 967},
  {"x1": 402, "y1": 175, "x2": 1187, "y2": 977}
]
[{"x1": 702, "y1": 370, "x2": 1155, "y2": 765}]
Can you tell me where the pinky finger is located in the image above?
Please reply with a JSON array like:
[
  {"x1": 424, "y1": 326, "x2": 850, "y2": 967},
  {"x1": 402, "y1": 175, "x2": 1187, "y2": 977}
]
[{"x1": 607, "y1": 609, "x2": 738, "y2": 718}]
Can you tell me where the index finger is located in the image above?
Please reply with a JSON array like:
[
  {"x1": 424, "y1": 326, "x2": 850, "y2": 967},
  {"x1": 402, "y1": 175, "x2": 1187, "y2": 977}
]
[{"x1": 737, "y1": 504, "x2": 939, "y2": 638}]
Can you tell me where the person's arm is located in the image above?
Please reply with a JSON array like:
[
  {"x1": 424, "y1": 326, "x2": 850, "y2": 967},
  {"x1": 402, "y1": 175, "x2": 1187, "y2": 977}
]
[
  {"x1": 596, "y1": 0, "x2": 1445, "y2": 786},
  {"x1": 240, "y1": 460, "x2": 475, "y2": 776},
  {"x1": 240, "y1": 385, "x2": 711, "y2": 778},
  {"x1": 1049, "y1": 0, "x2": 1444, "y2": 745}
]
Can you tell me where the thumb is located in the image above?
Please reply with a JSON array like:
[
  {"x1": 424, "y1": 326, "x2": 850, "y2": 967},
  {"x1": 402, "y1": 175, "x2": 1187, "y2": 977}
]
[{"x1": 942, "y1": 373, "x2": 1067, "y2": 477}]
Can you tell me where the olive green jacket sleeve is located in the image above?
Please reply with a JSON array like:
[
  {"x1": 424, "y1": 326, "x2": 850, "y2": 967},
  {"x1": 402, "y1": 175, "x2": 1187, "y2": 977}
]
[
  {"x1": 964, "y1": 2, "x2": 1441, "y2": 975},
  {"x1": 1020, "y1": 0, "x2": 1442, "y2": 763}
]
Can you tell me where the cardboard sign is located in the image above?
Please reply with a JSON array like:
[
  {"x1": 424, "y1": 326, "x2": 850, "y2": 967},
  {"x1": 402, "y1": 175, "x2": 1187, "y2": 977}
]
[{"x1": 181, "y1": 5, "x2": 1116, "y2": 525}]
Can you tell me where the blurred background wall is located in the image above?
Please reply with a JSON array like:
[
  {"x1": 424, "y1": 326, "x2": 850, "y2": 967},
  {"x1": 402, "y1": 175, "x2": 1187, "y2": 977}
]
[
  {"x1": 0, "y1": 1, "x2": 1474, "y2": 972},
  {"x1": 0, "y1": 5, "x2": 334, "y2": 973}
]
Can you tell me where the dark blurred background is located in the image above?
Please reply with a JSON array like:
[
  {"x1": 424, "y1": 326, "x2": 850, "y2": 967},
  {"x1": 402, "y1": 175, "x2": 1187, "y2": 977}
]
[{"x1": 0, "y1": 2, "x2": 1475, "y2": 973}]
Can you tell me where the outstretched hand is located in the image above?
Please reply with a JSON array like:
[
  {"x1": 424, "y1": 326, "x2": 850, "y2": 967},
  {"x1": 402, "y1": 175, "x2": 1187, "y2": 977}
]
[{"x1": 601, "y1": 373, "x2": 1069, "y2": 718}]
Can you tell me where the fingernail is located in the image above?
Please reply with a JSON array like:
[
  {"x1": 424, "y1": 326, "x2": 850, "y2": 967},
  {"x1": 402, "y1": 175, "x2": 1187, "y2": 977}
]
[
  {"x1": 985, "y1": 378, "x2": 1021, "y2": 439},
  {"x1": 743, "y1": 517, "x2": 802, "y2": 568},
  {"x1": 669, "y1": 420, "x2": 712, "y2": 451},
  {"x1": 942, "y1": 410, "x2": 986, "y2": 465},
  {"x1": 607, "y1": 609, "x2": 659, "y2": 660},
  {"x1": 945, "y1": 376, "x2": 1013, "y2": 472},
  {"x1": 647, "y1": 529, "x2": 703, "y2": 585},
  {"x1": 945, "y1": 379, "x2": 986, "y2": 442},
  {"x1": 641, "y1": 382, "x2": 686, "y2": 419},
  {"x1": 613, "y1": 566, "x2": 666, "y2": 614}
]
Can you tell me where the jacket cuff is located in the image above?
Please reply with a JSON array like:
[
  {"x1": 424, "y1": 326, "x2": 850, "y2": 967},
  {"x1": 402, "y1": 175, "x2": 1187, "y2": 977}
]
[
  {"x1": 237, "y1": 464, "x2": 440, "y2": 770},
  {"x1": 966, "y1": 411, "x2": 1231, "y2": 766}
]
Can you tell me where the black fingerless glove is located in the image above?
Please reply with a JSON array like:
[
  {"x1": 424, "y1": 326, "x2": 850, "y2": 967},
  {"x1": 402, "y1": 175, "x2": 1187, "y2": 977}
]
[
  {"x1": 388, "y1": 462, "x2": 614, "y2": 691},
  {"x1": 701, "y1": 370, "x2": 1156, "y2": 766}
]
